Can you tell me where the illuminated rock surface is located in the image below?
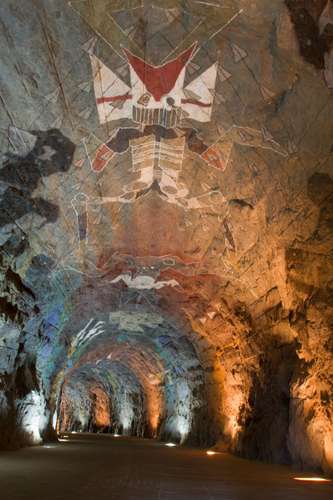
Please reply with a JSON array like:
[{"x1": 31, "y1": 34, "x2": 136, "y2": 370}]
[{"x1": 0, "y1": 0, "x2": 332, "y2": 485}]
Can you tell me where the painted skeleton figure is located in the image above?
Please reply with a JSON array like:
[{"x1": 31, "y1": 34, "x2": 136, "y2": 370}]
[
  {"x1": 62, "y1": 0, "x2": 294, "y2": 276},
  {"x1": 81, "y1": 42, "x2": 287, "y2": 210},
  {"x1": 68, "y1": 31, "x2": 290, "y2": 265},
  {"x1": 75, "y1": 41, "x2": 229, "y2": 216},
  {"x1": 88, "y1": 41, "x2": 225, "y2": 195},
  {"x1": 86, "y1": 128, "x2": 225, "y2": 210}
]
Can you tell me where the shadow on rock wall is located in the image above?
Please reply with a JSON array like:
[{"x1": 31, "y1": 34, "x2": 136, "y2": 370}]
[
  {"x1": 237, "y1": 339, "x2": 299, "y2": 464},
  {"x1": 286, "y1": 0, "x2": 333, "y2": 87},
  {"x1": 0, "y1": 128, "x2": 75, "y2": 230},
  {"x1": 0, "y1": 128, "x2": 74, "y2": 449}
]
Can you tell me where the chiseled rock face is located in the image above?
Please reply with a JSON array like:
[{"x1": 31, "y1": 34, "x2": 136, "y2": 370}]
[{"x1": 0, "y1": 0, "x2": 332, "y2": 476}]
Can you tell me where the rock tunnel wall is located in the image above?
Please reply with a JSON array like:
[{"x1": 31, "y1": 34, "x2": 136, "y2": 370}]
[{"x1": 0, "y1": 0, "x2": 332, "y2": 477}]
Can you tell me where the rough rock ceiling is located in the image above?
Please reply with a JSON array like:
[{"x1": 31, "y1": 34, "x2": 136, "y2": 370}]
[{"x1": 0, "y1": 0, "x2": 332, "y2": 476}]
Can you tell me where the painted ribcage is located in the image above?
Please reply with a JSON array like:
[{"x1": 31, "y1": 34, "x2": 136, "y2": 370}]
[
  {"x1": 130, "y1": 136, "x2": 185, "y2": 178},
  {"x1": 159, "y1": 137, "x2": 185, "y2": 173}
]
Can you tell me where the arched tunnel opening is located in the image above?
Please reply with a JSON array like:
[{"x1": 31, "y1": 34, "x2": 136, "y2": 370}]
[
  {"x1": 0, "y1": 0, "x2": 333, "y2": 498},
  {"x1": 52, "y1": 306, "x2": 214, "y2": 446}
]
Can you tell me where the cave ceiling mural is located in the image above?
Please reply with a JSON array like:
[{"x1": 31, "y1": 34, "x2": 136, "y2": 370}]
[{"x1": 0, "y1": 0, "x2": 333, "y2": 478}]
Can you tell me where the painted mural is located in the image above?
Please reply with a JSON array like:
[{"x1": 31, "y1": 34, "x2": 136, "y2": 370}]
[
  {"x1": 1, "y1": 0, "x2": 333, "y2": 470},
  {"x1": 52, "y1": 1, "x2": 291, "y2": 278},
  {"x1": 0, "y1": 0, "x2": 297, "y2": 282}
]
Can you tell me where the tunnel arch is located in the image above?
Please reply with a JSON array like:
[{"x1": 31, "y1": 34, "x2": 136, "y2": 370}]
[
  {"x1": 50, "y1": 304, "x2": 212, "y2": 445},
  {"x1": 0, "y1": 0, "x2": 332, "y2": 480},
  {"x1": 58, "y1": 360, "x2": 148, "y2": 436}
]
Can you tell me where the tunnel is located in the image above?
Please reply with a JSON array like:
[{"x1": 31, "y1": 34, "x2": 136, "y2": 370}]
[{"x1": 0, "y1": 0, "x2": 333, "y2": 499}]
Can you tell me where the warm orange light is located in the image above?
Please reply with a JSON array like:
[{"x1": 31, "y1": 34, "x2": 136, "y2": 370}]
[
  {"x1": 206, "y1": 450, "x2": 217, "y2": 456},
  {"x1": 293, "y1": 477, "x2": 332, "y2": 483}
]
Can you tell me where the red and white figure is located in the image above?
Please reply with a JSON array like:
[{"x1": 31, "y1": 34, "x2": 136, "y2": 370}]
[
  {"x1": 87, "y1": 42, "x2": 287, "y2": 175},
  {"x1": 83, "y1": 134, "x2": 225, "y2": 212},
  {"x1": 89, "y1": 42, "x2": 218, "y2": 127}
]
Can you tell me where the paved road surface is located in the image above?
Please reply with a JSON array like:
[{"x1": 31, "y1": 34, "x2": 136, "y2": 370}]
[{"x1": 0, "y1": 434, "x2": 332, "y2": 499}]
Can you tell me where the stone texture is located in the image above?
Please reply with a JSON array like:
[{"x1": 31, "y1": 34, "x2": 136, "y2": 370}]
[{"x1": 0, "y1": 0, "x2": 332, "y2": 478}]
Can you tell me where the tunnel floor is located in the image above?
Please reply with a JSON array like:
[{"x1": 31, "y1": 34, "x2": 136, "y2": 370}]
[{"x1": 0, "y1": 434, "x2": 332, "y2": 500}]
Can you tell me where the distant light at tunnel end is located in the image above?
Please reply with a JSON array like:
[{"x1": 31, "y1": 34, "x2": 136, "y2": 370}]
[
  {"x1": 206, "y1": 450, "x2": 218, "y2": 456},
  {"x1": 165, "y1": 442, "x2": 177, "y2": 447},
  {"x1": 293, "y1": 477, "x2": 332, "y2": 483}
]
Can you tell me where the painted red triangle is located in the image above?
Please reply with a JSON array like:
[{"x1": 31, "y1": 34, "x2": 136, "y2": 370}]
[{"x1": 123, "y1": 43, "x2": 197, "y2": 102}]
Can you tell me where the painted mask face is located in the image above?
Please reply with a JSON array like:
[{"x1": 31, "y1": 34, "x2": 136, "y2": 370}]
[
  {"x1": 86, "y1": 40, "x2": 234, "y2": 176},
  {"x1": 91, "y1": 42, "x2": 218, "y2": 127}
]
